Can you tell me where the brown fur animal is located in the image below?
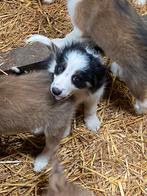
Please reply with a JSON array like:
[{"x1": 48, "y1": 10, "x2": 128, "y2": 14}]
[
  {"x1": 45, "y1": 161, "x2": 95, "y2": 196},
  {"x1": 31, "y1": 0, "x2": 147, "y2": 114},
  {"x1": 42, "y1": 0, "x2": 147, "y2": 6},
  {"x1": 0, "y1": 71, "x2": 76, "y2": 172},
  {"x1": 69, "y1": 0, "x2": 147, "y2": 114}
]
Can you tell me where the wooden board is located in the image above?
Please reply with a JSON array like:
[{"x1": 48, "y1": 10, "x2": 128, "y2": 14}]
[{"x1": 0, "y1": 42, "x2": 53, "y2": 74}]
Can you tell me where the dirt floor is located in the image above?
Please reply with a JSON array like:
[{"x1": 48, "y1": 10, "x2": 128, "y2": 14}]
[{"x1": 0, "y1": 0, "x2": 147, "y2": 195}]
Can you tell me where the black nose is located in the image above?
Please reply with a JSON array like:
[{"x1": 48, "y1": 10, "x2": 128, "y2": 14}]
[{"x1": 52, "y1": 87, "x2": 62, "y2": 96}]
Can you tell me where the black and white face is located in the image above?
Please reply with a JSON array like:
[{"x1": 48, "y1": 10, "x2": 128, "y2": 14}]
[{"x1": 49, "y1": 43, "x2": 106, "y2": 100}]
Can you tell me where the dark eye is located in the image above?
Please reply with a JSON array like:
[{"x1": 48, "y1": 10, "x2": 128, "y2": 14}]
[
  {"x1": 72, "y1": 75, "x2": 82, "y2": 83},
  {"x1": 72, "y1": 76, "x2": 80, "y2": 83},
  {"x1": 55, "y1": 64, "x2": 65, "y2": 75},
  {"x1": 72, "y1": 74, "x2": 86, "y2": 89}
]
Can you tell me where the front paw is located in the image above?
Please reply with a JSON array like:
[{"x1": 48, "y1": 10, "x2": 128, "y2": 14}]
[
  {"x1": 25, "y1": 34, "x2": 39, "y2": 44},
  {"x1": 34, "y1": 154, "x2": 49, "y2": 172},
  {"x1": 25, "y1": 34, "x2": 52, "y2": 46},
  {"x1": 134, "y1": 100, "x2": 147, "y2": 114},
  {"x1": 84, "y1": 115, "x2": 101, "y2": 132}
]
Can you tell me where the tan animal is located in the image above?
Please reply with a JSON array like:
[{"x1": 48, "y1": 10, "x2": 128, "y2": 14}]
[
  {"x1": 66, "y1": 0, "x2": 147, "y2": 114},
  {"x1": 31, "y1": 0, "x2": 147, "y2": 114},
  {"x1": 0, "y1": 71, "x2": 76, "y2": 172},
  {"x1": 42, "y1": 0, "x2": 147, "y2": 6},
  {"x1": 45, "y1": 161, "x2": 95, "y2": 196}
]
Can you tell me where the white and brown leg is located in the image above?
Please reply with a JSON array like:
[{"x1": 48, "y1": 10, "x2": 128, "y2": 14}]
[
  {"x1": 84, "y1": 86, "x2": 105, "y2": 132},
  {"x1": 122, "y1": 67, "x2": 147, "y2": 114},
  {"x1": 34, "y1": 128, "x2": 64, "y2": 172},
  {"x1": 84, "y1": 99, "x2": 100, "y2": 132},
  {"x1": 26, "y1": 27, "x2": 82, "y2": 48},
  {"x1": 52, "y1": 27, "x2": 83, "y2": 47}
]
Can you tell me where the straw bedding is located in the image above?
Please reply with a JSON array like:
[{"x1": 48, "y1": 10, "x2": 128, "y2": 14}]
[{"x1": 0, "y1": 0, "x2": 147, "y2": 195}]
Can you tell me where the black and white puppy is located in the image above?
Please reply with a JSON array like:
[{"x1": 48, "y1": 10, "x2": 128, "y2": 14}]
[
  {"x1": 34, "y1": 0, "x2": 147, "y2": 114},
  {"x1": 50, "y1": 42, "x2": 107, "y2": 133},
  {"x1": 26, "y1": 36, "x2": 107, "y2": 133}
]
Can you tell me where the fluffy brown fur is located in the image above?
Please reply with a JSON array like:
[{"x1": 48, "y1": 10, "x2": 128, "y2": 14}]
[
  {"x1": 45, "y1": 161, "x2": 95, "y2": 196},
  {"x1": 0, "y1": 71, "x2": 76, "y2": 172},
  {"x1": 73, "y1": 0, "x2": 147, "y2": 112}
]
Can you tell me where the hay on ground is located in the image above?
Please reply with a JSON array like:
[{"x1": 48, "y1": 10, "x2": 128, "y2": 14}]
[{"x1": 0, "y1": 0, "x2": 147, "y2": 195}]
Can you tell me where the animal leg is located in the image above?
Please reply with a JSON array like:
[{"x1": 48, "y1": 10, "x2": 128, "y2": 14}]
[{"x1": 34, "y1": 128, "x2": 64, "y2": 172}]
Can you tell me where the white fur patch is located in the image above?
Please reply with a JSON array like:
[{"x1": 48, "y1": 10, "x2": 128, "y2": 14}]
[
  {"x1": 111, "y1": 62, "x2": 120, "y2": 76},
  {"x1": 111, "y1": 62, "x2": 123, "y2": 80},
  {"x1": 34, "y1": 154, "x2": 49, "y2": 172},
  {"x1": 84, "y1": 115, "x2": 101, "y2": 132},
  {"x1": 134, "y1": 99, "x2": 147, "y2": 114},
  {"x1": 43, "y1": 0, "x2": 54, "y2": 3},
  {"x1": 26, "y1": 34, "x2": 52, "y2": 46},
  {"x1": 25, "y1": 30, "x2": 82, "y2": 49},
  {"x1": 83, "y1": 85, "x2": 105, "y2": 132},
  {"x1": 51, "y1": 50, "x2": 89, "y2": 99},
  {"x1": 33, "y1": 127, "x2": 44, "y2": 135},
  {"x1": 136, "y1": 0, "x2": 146, "y2": 5},
  {"x1": 66, "y1": 50, "x2": 88, "y2": 68},
  {"x1": 11, "y1": 66, "x2": 21, "y2": 74}
]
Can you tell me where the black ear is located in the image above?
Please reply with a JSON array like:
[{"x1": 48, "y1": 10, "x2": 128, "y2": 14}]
[
  {"x1": 47, "y1": 42, "x2": 61, "y2": 73},
  {"x1": 50, "y1": 42, "x2": 61, "y2": 58},
  {"x1": 91, "y1": 64, "x2": 107, "y2": 92}
]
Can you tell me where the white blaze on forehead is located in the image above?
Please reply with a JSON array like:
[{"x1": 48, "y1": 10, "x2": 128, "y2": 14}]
[{"x1": 65, "y1": 50, "x2": 88, "y2": 72}]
